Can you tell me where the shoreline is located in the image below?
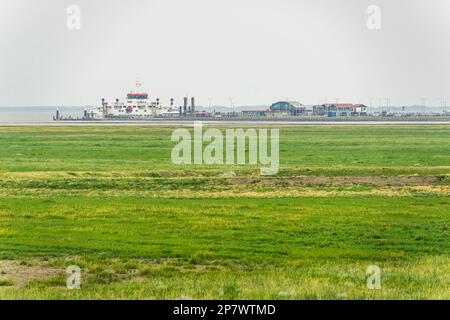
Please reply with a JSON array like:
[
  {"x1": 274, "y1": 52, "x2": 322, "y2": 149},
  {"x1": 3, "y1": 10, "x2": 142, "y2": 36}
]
[{"x1": 1, "y1": 120, "x2": 450, "y2": 126}]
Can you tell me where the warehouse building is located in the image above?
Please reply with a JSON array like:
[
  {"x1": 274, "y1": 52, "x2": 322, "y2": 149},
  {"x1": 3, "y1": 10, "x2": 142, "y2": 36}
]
[{"x1": 312, "y1": 103, "x2": 368, "y2": 117}]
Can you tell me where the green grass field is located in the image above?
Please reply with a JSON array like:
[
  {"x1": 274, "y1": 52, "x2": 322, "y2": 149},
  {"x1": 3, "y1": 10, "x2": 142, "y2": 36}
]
[{"x1": 0, "y1": 125, "x2": 449, "y2": 299}]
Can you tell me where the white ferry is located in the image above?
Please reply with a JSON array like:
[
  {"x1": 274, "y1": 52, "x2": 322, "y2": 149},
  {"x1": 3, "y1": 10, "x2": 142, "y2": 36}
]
[{"x1": 83, "y1": 82, "x2": 186, "y2": 119}]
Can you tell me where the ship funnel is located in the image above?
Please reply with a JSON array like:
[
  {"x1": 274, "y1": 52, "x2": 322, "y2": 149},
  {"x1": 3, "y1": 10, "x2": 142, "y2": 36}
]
[
  {"x1": 191, "y1": 97, "x2": 195, "y2": 114},
  {"x1": 170, "y1": 98, "x2": 174, "y2": 106},
  {"x1": 183, "y1": 97, "x2": 188, "y2": 115}
]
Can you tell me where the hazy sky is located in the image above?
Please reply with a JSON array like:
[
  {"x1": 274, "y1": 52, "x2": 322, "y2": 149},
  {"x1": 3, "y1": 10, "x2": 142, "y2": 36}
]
[{"x1": 0, "y1": 0, "x2": 449, "y2": 107}]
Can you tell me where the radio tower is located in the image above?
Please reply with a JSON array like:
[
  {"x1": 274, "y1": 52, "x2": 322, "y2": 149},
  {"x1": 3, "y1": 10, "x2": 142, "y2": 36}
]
[
  {"x1": 420, "y1": 98, "x2": 427, "y2": 114},
  {"x1": 369, "y1": 97, "x2": 375, "y2": 113},
  {"x1": 440, "y1": 97, "x2": 447, "y2": 113},
  {"x1": 385, "y1": 98, "x2": 391, "y2": 113}
]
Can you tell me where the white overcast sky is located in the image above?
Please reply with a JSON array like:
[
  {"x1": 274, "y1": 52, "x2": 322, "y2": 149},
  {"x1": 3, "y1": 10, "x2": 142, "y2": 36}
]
[{"x1": 0, "y1": 0, "x2": 449, "y2": 107}]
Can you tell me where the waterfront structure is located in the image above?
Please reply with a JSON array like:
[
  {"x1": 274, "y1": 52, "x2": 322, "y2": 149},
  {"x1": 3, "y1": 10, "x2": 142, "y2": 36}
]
[
  {"x1": 313, "y1": 104, "x2": 368, "y2": 116},
  {"x1": 270, "y1": 101, "x2": 307, "y2": 116},
  {"x1": 242, "y1": 101, "x2": 308, "y2": 117}
]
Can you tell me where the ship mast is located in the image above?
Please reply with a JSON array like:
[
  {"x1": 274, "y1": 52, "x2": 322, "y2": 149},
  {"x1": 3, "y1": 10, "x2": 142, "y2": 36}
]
[{"x1": 133, "y1": 76, "x2": 142, "y2": 94}]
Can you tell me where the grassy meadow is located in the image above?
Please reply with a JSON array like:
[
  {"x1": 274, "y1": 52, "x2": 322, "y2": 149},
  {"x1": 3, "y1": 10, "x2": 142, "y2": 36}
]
[{"x1": 0, "y1": 125, "x2": 449, "y2": 299}]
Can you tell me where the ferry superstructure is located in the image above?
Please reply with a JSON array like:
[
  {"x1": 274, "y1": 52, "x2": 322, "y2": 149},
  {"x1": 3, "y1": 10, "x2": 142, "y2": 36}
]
[{"x1": 84, "y1": 83, "x2": 183, "y2": 119}]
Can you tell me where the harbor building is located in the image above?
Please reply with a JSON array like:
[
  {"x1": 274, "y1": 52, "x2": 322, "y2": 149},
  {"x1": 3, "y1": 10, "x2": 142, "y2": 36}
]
[
  {"x1": 270, "y1": 101, "x2": 307, "y2": 116},
  {"x1": 242, "y1": 101, "x2": 308, "y2": 117},
  {"x1": 312, "y1": 104, "x2": 368, "y2": 117}
]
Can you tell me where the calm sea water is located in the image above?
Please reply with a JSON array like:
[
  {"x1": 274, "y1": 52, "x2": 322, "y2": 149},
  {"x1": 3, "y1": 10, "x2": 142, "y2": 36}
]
[{"x1": 0, "y1": 107, "x2": 85, "y2": 123}]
